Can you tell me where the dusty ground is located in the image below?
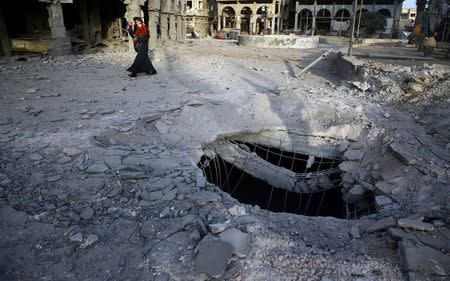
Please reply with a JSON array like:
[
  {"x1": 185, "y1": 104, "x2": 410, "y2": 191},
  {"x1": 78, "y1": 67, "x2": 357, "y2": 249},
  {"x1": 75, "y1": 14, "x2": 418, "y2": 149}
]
[{"x1": 0, "y1": 39, "x2": 448, "y2": 281}]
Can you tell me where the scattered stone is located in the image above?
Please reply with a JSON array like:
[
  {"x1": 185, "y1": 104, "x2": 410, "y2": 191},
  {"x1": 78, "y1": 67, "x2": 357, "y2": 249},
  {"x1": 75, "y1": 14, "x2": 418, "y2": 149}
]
[
  {"x1": 81, "y1": 234, "x2": 98, "y2": 248},
  {"x1": 400, "y1": 244, "x2": 450, "y2": 277},
  {"x1": 63, "y1": 146, "x2": 83, "y2": 157},
  {"x1": 345, "y1": 185, "x2": 366, "y2": 203},
  {"x1": 195, "y1": 239, "x2": 233, "y2": 278},
  {"x1": 398, "y1": 218, "x2": 435, "y2": 232},
  {"x1": 80, "y1": 207, "x2": 94, "y2": 220},
  {"x1": 219, "y1": 228, "x2": 250, "y2": 257},
  {"x1": 235, "y1": 215, "x2": 259, "y2": 225},
  {"x1": 209, "y1": 221, "x2": 231, "y2": 234},
  {"x1": 104, "y1": 155, "x2": 121, "y2": 169},
  {"x1": 57, "y1": 156, "x2": 72, "y2": 164},
  {"x1": 30, "y1": 153, "x2": 43, "y2": 161},
  {"x1": 195, "y1": 173, "x2": 206, "y2": 188},
  {"x1": 432, "y1": 220, "x2": 445, "y2": 227},
  {"x1": 47, "y1": 175, "x2": 62, "y2": 182},
  {"x1": 350, "y1": 225, "x2": 361, "y2": 239},
  {"x1": 69, "y1": 232, "x2": 83, "y2": 242},
  {"x1": 343, "y1": 149, "x2": 364, "y2": 161},
  {"x1": 107, "y1": 187, "x2": 122, "y2": 198},
  {"x1": 228, "y1": 205, "x2": 246, "y2": 217},
  {"x1": 162, "y1": 188, "x2": 177, "y2": 201},
  {"x1": 120, "y1": 171, "x2": 146, "y2": 179},
  {"x1": 338, "y1": 161, "x2": 359, "y2": 172},
  {"x1": 365, "y1": 217, "x2": 397, "y2": 233},
  {"x1": 349, "y1": 81, "x2": 371, "y2": 91},
  {"x1": 86, "y1": 162, "x2": 109, "y2": 173},
  {"x1": 147, "y1": 191, "x2": 163, "y2": 201},
  {"x1": 24, "y1": 88, "x2": 39, "y2": 93},
  {"x1": 159, "y1": 206, "x2": 171, "y2": 218},
  {"x1": 375, "y1": 195, "x2": 393, "y2": 207},
  {"x1": 187, "y1": 191, "x2": 220, "y2": 206}
]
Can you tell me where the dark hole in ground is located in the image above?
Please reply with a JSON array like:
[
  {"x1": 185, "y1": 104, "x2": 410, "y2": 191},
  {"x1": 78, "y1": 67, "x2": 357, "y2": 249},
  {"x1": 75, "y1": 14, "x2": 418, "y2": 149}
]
[{"x1": 199, "y1": 142, "x2": 376, "y2": 219}]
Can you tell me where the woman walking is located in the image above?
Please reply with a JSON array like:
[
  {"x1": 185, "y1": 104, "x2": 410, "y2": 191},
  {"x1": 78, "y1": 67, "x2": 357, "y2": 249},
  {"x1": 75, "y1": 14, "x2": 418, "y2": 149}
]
[{"x1": 127, "y1": 17, "x2": 157, "y2": 77}]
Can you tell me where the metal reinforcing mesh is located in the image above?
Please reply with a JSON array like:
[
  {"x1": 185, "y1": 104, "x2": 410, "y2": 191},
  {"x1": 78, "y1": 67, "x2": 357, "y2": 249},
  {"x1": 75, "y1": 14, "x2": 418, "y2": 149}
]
[{"x1": 198, "y1": 136, "x2": 376, "y2": 219}]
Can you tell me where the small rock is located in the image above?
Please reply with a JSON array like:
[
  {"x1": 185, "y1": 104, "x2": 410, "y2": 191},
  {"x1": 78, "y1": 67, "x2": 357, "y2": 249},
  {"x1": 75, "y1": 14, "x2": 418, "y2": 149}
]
[
  {"x1": 219, "y1": 228, "x2": 250, "y2": 257},
  {"x1": 196, "y1": 173, "x2": 206, "y2": 188},
  {"x1": 30, "y1": 153, "x2": 43, "y2": 161},
  {"x1": 338, "y1": 161, "x2": 359, "y2": 172},
  {"x1": 120, "y1": 171, "x2": 146, "y2": 179},
  {"x1": 107, "y1": 187, "x2": 122, "y2": 198},
  {"x1": 147, "y1": 191, "x2": 163, "y2": 201},
  {"x1": 80, "y1": 207, "x2": 94, "y2": 220},
  {"x1": 63, "y1": 146, "x2": 83, "y2": 157},
  {"x1": 159, "y1": 206, "x2": 171, "y2": 218},
  {"x1": 375, "y1": 195, "x2": 393, "y2": 207},
  {"x1": 365, "y1": 217, "x2": 397, "y2": 233},
  {"x1": 187, "y1": 191, "x2": 220, "y2": 206},
  {"x1": 47, "y1": 175, "x2": 62, "y2": 182},
  {"x1": 209, "y1": 221, "x2": 231, "y2": 234},
  {"x1": 350, "y1": 225, "x2": 361, "y2": 239},
  {"x1": 162, "y1": 189, "x2": 177, "y2": 201},
  {"x1": 228, "y1": 205, "x2": 246, "y2": 217},
  {"x1": 104, "y1": 155, "x2": 121, "y2": 169},
  {"x1": 81, "y1": 234, "x2": 98, "y2": 248},
  {"x1": 86, "y1": 163, "x2": 109, "y2": 173},
  {"x1": 195, "y1": 239, "x2": 233, "y2": 278},
  {"x1": 69, "y1": 232, "x2": 83, "y2": 242},
  {"x1": 57, "y1": 156, "x2": 72, "y2": 164},
  {"x1": 343, "y1": 149, "x2": 364, "y2": 161},
  {"x1": 398, "y1": 218, "x2": 435, "y2": 232},
  {"x1": 24, "y1": 88, "x2": 39, "y2": 93}
]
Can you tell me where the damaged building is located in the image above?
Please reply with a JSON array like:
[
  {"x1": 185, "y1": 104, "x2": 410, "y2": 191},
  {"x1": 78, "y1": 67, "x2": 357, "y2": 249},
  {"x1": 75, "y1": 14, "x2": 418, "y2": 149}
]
[
  {"x1": 291, "y1": 0, "x2": 403, "y2": 36},
  {"x1": 0, "y1": 0, "x2": 187, "y2": 57}
]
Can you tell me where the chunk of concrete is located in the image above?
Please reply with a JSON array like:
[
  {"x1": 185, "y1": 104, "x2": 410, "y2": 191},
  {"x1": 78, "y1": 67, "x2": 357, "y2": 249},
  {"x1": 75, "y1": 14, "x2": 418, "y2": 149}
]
[
  {"x1": 195, "y1": 240, "x2": 233, "y2": 278},
  {"x1": 400, "y1": 244, "x2": 450, "y2": 277},
  {"x1": 187, "y1": 191, "x2": 220, "y2": 206},
  {"x1": 86, "y1": 163, "x2": 109, "y2": 173},
  {"x1": 398, "y1": 218, "x2": 435, "y2": 232},
  {"x1": 338, "y1": 161, "x2": 359, "y2": 172},
  {"x1": 343, "y1": 149, "x2": 364, "y2": 161},
  {"x1": 209, "y1": 221, "x2": 231, "y2": 234},
  {"x1": 219, "y1": 228, "x2": 250, "y2": 257},
  {"x1": 350, "y1": 225, "x2": 361, "y2": 239},
  {"x1": 365, "y1": 217, "x2": 397, "y2": 233}
]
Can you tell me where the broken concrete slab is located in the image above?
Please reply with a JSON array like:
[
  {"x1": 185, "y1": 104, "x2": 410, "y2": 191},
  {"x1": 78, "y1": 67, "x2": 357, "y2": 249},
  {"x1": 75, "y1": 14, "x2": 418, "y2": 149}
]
[
  {"x1": 365, "y1": 217, "x2": 397, "y2": 234},
  {"x1": 187, "y1": 191, "x2": 220, "y2": 206},
  {"x1": 398, "y1": 218, "x2": 435, "y2": 232},
  {"x1": 400, "y1": 243, "x2": 450, "y2": 277},
  {"x1": 195, "y1": 239, "x2": 233, "y2": 278},
  {"x1": 219, "y1": 228, "x2": 250, "y2": 257}
]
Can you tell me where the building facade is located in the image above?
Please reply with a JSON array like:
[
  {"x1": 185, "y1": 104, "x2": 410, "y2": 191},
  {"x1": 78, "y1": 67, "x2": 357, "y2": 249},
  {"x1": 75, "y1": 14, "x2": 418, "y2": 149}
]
[{"x1": 0, "y1": 0, "x2": 187, "y2": 56}]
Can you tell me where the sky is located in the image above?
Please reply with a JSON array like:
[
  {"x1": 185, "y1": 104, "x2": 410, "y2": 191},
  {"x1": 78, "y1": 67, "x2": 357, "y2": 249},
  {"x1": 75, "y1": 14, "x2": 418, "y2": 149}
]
[{"x1": 403, "y1": 0, "x2": 416, "y2": 8}]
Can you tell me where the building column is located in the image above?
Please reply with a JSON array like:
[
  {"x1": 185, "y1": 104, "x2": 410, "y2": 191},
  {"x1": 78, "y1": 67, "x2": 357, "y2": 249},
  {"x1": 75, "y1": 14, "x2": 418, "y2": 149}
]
[
  {"x1": 0, "y1": 6, "x2": 11, "y2": 56},
  {"x1": 312, "y1": 0, "x2": 317, "y2": 35},
  {"x1": 78, "y1": 0, "x2": 90, "y2": 45},
  {"x1": 169, "y1": 2, "x2": 177, "y2": 41},
  {"x1": 160, "y1": 0, "x2": 169, "y2": 44},
  {"x1": 331, "y1": 2, "x2": 335, "y2": 32},
  {"x1": 218, "y1": 15, "x2": 221, "y2": 31},
  {"x1": 271, "y1": 16, "x2": 275, "y2": 34},
  {"x1": 88, "y1": 0, "x2": 102, "y2": 45},
  {"x1": 124, "y1": 0, "x2": 140, "y2": 52},
  {"x1": 222, "y1": 16, "x2": 225, "y2": 29},
  {"x1": 46, "y1": 0, "x2": 71, "y2": 56},
  {"x1": 294, "y1": 12, "x2": 299, "y2": 31},
  {"x1": 148, "y1": 0, "x2": 158, "y2": 48},
  {"x1": 176, "y1": 4, "x2": 183, "y2": 42},
  {"x1": 181, "y1": 3, "x2": 186, "y2": 40}
]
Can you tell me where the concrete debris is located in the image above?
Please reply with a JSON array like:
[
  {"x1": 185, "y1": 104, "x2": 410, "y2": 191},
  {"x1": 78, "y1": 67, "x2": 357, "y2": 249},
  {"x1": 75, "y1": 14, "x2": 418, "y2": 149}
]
[
  {"x1": 219, "y1": 228, "x2": 250, "y2": 257},
  {"x1": 209, "y1": 221, "x2": 231, "y2": 234},
  {"x1": 365, "y1": 217, "x2": 397, "y2": 234},
  {"x1": 0, "y1": 36, "x2": 448, "y2": 281},
  {"x1": 195, "y1": 239, "x2": 233, "y2": 278},
  {"x1": 398, "y1": 218, "x2": 435, "y2": 232}
]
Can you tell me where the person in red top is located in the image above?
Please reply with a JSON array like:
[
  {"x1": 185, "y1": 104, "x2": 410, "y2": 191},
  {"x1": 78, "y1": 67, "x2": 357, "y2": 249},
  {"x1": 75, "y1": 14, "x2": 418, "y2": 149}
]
[{"x1": 127, "y1": 17, "x2": 157, "y2": 77}]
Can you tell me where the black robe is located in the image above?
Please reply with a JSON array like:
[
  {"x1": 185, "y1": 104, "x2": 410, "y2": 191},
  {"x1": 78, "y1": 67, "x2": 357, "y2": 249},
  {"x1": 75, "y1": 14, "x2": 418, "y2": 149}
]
[{"x1": 127, "y1": 25, "x2": 157, "y2": 75}]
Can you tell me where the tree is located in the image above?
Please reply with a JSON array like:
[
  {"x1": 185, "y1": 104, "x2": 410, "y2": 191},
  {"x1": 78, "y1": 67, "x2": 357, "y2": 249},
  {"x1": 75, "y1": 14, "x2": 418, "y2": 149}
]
[{"x1": 408, "y1": 0, "x2": 428, "y2": 44}]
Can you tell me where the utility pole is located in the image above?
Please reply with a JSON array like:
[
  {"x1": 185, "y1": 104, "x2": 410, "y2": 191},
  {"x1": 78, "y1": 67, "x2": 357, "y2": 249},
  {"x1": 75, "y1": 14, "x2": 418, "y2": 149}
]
[{"x1": 348, "y1": 0, "x2": 358, "y2": 56}]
